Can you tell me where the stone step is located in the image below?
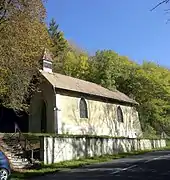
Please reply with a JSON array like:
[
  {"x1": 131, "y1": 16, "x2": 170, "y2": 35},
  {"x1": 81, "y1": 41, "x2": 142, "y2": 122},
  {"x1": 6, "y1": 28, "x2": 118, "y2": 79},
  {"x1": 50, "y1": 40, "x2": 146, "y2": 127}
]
[
  {"x1": 12, "y1": 164, "x2": 31, "y2": 169},
  {"x1": 2, "y1": 150, "x2": 23, "y2": 155},
  {"x1": 11, "y1": 160, "x2": 30, "y2": 165},
  {"x1": 10, "y1": 162, "x2": 30, "y2": 167},
  {"x1": 2, "y1": 146, "x2": 23, "y2": 151},
  {"x1": 9, "y1": 157, "x2": 31, "y2": 169},
  {"x1": 1, "y1": 139, "x2": 37, "y2": 170},
  {"x1": 8, "y1": 156, "x2": 28, "y2": 162},
  {"x1": 2, "y1": 142, "x2": 20, "y2": 146},
  {"x1": 1, "y1": 144, "x2": 23, "y2": 150},
  {"x1": 1, "y1": 143, "x2": 22, "y2": 147}
]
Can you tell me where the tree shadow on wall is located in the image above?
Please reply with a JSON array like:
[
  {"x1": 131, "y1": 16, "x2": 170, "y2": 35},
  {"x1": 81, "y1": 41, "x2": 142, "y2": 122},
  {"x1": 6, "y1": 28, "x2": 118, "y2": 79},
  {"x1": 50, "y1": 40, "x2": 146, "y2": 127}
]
[
  {"x1": 51, "y1": 104, "x2": 140, "y2": 163},
  {"x1": 46, "y1": 98, "x2": 145, "y2": 164}
]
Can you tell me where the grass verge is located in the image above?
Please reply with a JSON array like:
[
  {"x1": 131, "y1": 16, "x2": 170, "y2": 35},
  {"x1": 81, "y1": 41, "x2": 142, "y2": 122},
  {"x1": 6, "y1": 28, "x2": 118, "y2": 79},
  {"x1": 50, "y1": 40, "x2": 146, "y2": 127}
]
[{"x1": 11, "y1": 146, "x2": 170, "y2": 179}]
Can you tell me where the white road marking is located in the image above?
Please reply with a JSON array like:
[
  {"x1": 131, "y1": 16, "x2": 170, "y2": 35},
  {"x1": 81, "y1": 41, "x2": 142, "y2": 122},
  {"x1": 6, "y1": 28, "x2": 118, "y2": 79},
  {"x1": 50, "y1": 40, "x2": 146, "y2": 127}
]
[
  {"x1": 70, "y1": 168, "x2": 117, "y2": 173},
  {"x1": 110, "y1": 153, "x2": 170, "y2": 175},
  {"x1": 110, "y1": 165, "x2": 137, "y2": 174},
  {"x1": 144, "y1": 153, "x2": 170, "y2": 163},
  {"x1": 145, "y1": 157, "x2": 160, "y2": 163}
]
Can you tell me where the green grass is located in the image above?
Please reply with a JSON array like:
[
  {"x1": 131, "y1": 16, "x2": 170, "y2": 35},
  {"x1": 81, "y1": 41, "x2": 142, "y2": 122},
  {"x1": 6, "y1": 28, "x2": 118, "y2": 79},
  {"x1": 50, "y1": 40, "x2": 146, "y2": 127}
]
[{"x1": 11, "y1": 146, "x2": 170, "y2": 179}]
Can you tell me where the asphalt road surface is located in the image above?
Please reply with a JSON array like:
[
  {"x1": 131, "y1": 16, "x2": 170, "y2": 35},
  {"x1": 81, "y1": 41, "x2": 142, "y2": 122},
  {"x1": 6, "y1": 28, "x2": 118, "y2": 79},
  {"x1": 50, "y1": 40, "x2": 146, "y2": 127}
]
[{"x1": 32, "y1": 150, "x2": 170, "y2": 180}]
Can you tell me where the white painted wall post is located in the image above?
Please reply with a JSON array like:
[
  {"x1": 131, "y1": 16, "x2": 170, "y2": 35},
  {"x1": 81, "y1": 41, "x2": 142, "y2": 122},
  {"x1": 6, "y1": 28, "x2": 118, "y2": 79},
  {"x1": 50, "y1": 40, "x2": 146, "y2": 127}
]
[{"x1": 55, "y1": 93, "x2": 62, "y2": 134}]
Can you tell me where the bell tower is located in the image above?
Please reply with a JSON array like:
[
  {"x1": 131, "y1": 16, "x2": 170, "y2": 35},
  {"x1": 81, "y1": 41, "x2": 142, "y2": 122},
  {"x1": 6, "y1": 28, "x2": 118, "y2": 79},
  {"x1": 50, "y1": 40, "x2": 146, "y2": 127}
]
[{"x1": 41, "y1": 48, "x2": 53, "y2": 73}]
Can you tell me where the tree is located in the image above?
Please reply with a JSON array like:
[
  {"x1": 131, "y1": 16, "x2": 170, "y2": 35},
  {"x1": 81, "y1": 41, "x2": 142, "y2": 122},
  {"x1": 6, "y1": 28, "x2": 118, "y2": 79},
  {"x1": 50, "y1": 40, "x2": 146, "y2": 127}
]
[
  {"x1": 88, "y1": 50, "x2": 136, "y2": 90},
  {"x1": 48, "y1": 18, "x2": 67, "y2": 57},
  {"x1": 115, "y1": 62, "x2": 170, "y2": 136},
  {"x1": 0, "y1": 0, "x2": 46, "y2": 27},
  {"x1": 0, "y1": 0, "x2": 51, "y2": 111},
  {"x1": 62, "y1": 50, "x2": 89, "y2": 80},
  {"x1": 48, "y1": 20, "x2": 90, "y2": 78},
  {"x1": 89, "y1": 50, "x2": 170, "y2": 136},
  {"x1": 48, "y1": 18, "x2": 68, "y2": 73}
]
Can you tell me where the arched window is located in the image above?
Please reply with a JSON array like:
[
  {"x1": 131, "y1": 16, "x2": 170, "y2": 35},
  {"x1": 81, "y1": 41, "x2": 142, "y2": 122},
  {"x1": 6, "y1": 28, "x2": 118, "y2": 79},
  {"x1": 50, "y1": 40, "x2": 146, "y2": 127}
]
[
  {"x1": 79, "y1": 98, "x2": 88, "y2": 118},
  {"x1": 117, "y1": 106, "x2": 123, "y2": 122}
]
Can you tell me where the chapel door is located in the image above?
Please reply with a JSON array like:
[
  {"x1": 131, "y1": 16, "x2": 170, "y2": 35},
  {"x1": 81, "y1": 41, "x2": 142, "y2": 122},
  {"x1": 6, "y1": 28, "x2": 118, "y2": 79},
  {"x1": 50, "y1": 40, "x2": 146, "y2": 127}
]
[{"x1": 41, "y1": 100, "x2": 47, "y2": 133}]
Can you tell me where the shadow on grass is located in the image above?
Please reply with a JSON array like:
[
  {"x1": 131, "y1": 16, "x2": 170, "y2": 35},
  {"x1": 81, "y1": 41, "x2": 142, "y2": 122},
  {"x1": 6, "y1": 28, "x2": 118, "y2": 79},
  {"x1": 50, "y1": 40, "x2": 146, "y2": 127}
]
[{"x1": 12, "y1": 168, "x2": 61, "y2": 179}]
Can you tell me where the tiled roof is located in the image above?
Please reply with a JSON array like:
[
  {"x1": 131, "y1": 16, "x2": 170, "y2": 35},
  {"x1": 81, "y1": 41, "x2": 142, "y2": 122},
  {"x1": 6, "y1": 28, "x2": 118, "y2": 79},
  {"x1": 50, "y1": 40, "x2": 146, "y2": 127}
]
[{"x1": 40, "y1": 70, "x2": 138, "y2": 105}]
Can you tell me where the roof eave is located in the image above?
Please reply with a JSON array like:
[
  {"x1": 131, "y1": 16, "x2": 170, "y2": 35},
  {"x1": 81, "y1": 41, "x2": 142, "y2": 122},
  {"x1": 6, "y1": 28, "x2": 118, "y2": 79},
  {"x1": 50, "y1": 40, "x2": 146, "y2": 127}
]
[{"x1": 54, "y1": 86, "x2": 138, "y2": 106}]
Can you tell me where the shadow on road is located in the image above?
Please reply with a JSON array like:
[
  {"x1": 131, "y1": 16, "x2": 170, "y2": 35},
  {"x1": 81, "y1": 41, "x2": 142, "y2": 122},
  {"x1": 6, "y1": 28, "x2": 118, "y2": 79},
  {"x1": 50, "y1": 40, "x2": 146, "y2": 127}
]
[
  {"x1": 32, "y1": 151, "x2": 170, "y2": 180},
  {"x1": 55, "y1": 158, "x2": 170, "y2": 180}
]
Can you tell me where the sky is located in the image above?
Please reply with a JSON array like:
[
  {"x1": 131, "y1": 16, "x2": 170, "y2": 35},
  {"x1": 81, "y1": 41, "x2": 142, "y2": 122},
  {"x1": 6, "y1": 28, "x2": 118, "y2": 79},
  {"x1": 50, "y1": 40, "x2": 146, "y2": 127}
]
[{"x1": 45, "y1": 0, "x2": 170, "y2": 68}]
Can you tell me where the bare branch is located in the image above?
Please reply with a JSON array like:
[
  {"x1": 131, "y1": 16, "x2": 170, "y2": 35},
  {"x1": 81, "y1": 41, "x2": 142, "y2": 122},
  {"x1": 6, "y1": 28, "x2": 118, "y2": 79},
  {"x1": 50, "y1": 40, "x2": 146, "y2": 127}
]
[
  {"x1": 0, "y1": 0, "x2": 12, "y2": 25},
  {"x1": 0, "y1": 9, "x2": 7, "y2": 24},
  {"x1": 166, "y1": 18, "x2": 170, "y2": 23},
  {"x1": 150, "y1": 0, "x2": 169, "y2": 11}
]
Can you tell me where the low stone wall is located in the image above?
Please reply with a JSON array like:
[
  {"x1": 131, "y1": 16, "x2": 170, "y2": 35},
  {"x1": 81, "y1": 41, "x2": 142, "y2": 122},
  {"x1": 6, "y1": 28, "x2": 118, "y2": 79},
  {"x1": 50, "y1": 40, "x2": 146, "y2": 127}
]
[{"x1": 40, "y1": 136, "x2": 166, "y2": 164}]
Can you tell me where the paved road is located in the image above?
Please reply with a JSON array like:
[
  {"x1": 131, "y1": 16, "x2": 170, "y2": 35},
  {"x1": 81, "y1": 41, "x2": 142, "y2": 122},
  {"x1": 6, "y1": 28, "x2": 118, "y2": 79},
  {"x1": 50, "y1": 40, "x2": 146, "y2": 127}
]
[{"x1": 32, "y1": 150, "x2": 170, "y2": 180}]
